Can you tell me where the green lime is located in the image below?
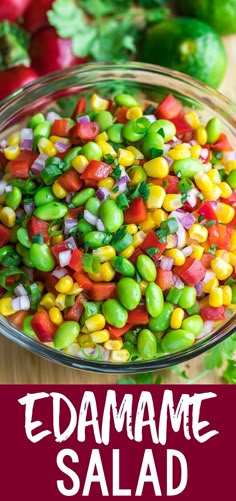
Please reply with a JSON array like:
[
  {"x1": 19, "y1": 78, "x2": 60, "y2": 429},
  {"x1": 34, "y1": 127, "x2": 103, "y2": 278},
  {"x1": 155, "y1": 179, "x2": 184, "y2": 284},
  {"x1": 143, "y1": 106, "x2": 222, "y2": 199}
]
[
  {"x1": 139, "y1": 17, "x2": 227, "y2": 89},
  {"x1": 178, "y1": 0, "x2": 236, "y2": 35}
]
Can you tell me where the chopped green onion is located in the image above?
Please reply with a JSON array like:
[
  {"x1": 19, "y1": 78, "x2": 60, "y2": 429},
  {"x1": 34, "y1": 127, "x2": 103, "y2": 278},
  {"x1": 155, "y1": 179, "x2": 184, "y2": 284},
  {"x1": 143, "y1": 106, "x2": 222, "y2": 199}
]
[
  {"x1": 208, "y1": 244, "x2": 218, "y2": 254},
  {"x1": 82, "y1": 253, "x2": 100, "y2": 274},
  {"x1": 27, "y1": 283, "x2": 42, "y2": 308},
  {"x1": 160, "y1": 217, "x2": 179, "y2": 235},
  {"x1": 32, "y1": 234, "x2": 44, "y2": 244},
  {"x1": 41, "y1": 164, "x2": 62, "y2": 185},
  {"x1": 132, "y1": 117, "x2": 150, "y2": 134},
  {"x1": 116, "y1": 193, "x2": 129, "y2": 210},
  {"x1": 146, "y1": 247, "x2": 160, "y2": 257},
  {"x1": 143, "y1": 104, "x2": 155, "y2": 115},
  {"x1": 80, "y1": 341, "x2": 102, "y2": 360},
  {"x1": 156, "y1": 228, "x2": 168, "y2": 243},
  {"x1": 48, "y1": 219, "x2": 63, "y2": 236},
  {"x1": 166, "y1": 287, "x2": 183, "y2": 304},
  {"x1": 65, "y1": 294, "x2": 76, "y2": 307}
]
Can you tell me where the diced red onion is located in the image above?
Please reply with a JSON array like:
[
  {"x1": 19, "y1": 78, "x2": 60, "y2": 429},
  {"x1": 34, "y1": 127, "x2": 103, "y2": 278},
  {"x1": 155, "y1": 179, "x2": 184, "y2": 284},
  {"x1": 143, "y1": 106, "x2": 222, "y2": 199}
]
[
  {"x1": 14, "y1": 284, "x2": 28, "y2": 296},
  {"x1": 160, "y1": 256, "x2": 174, "y2": 270},
  {"x1": 77, "y1": 347, "x2": 94, "y2": 359},
  {"x1": 199, "y1": 147, "x2": 209, "y2": 161},
  {"x1": 186, "y1": 188, "x2": 198, "y2": 208},
  {"x1": 145, "y1": 115, "x2": 156, "y2": 123},
  {"x1": 0, "y1": 180, "x2": 7, "y2": 194},
  {"x1": 21, "y1": 138, "x2": 33, "y2": 150},
  {"x1": 182, "y1": 213, "x2": 196, "y2": 230},
  {"x1": 182, "y1": 245, "x2": 193, "y2": 257},
  {"x1": 46, "y1": 111, "x2": 61, "y2": 121},
  {"x1": 163, "y1": 144, "x2": 171, "y2": 153},
  {"x1": 64, "y1": 218, "x2": 77, "y2": 235},
  {"x1": 21, "y1": 128, "x2": 33, "y2": 140},
  {"x1": 58, "y1": 250, "x2": 72, "y2": 267},
  {"x1": 55, "y1": 141, "x2": 68, "y2": 153},
  {"x1": 16, "y1": 208, "x2": 24, "y2": 218},
  {"x1": 31, "y1": 153, "x2": 48, "y2": 175},
  {"x1": 209, "y1": 201, "x2": 217, "y2": 209},
  {"x1": 65, "y1": 192, "x2": 74, "y2": 204},
  {"x1": 173, "y1": 275, "x2": 185, "y2": 289},
  {"x1": 163, "y1": 155, "x2": 173, "y2": 167},
  {"x1": 189, "y1": 140, "x2": 198, "y2": 146},
  {"x1": 77, "y1": 115, "x2": 90, "y2": 123},
  {"x1": 0, "y1": 139, "x2": 7, "y2": 150},
  {"x1": 176, "y1": 221, "x2": 186, "y2": 249},
  {"x1": 12, "y1": 295, "x2": 30, "y2": 311},
  {"x1": 202, "y1": 270, "x2": 215, "y2": 285},
  {"x1": 195, "y1": 282, "x2": 204, "y2": 297},
  {"x1": 196, "y1": 320, "x2": 214, "y2": 340},
  {"x1": 114, "y1": 175, "x2": 129, "y2": 194},
  {"x1": 84, "y1": 210, "x2": 98, "y2": 226},
  {"x1": 96, "y1": 218, "x2": 105, "y2": 231},
  {"x1": 96, "y1": 187, "x2": 110, "y2": 201},
  {"x1": 223, "y1": 151, "x2": 236, "y2": 161},
  {"x1": 203, "y1": 162, "x2": 211, "y2": 173},
  {"x1": 52, "y1": 268, "x2": 67, "y2": 279},
  {"x1": 168, "y1": 137, "x2": 181, "y2": 147},
  {"x1": 24, "y1": 201, "x2": 35, "y2": 215},
  {"x1": 4, "y1": 185, "x2": 13, "y2": 193}
]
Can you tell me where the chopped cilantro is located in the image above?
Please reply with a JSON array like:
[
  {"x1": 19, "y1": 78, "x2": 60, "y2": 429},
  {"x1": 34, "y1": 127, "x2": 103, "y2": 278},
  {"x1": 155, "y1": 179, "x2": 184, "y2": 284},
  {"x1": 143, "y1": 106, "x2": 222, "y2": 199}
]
[
  {"x1": 143, "y1": 104, "x2": 156, "y2": 115},
  {"x1": 163, "y1": 179, "x2": 169, "y2": 188},
  {"x1": 130, "y1": 181, "x2": 150, "y2": 201},
  {"x1": 158, "y1": 127, "x2": 165, "y2": 138},
  {"x1": 104, "y1": 153, "x2": 115, "y2": 164},
  {"x1": 198, "y1": 215, "x2": 205, "y2": 223},
  {"x1": 111, "y1": 160, "x2": 122, "y2": 180},
  {"x1": 181, "y1": 193, "x2": 188, "y2": 204},
  {"x1": 197, "y1": 192, "x2": 205, "y2": 201},
  {"x1": 205, "y1": 219, "x2": 216, "y2": 227},
  {"x1": 156, "y1": 228, "x2": 167, "y2": 243},
  {"x1": 112, "y1": 185, "x2": 119, "y2": 193},
  {"x1": 32, "y1": 234, "x2": 44, "y2": 244},
  {"x1": 150, "y1": 147, "x2": 163, "y2": 159},
  {"x1": 208, "y1": 244, "x2": 218, "y2": 255}
]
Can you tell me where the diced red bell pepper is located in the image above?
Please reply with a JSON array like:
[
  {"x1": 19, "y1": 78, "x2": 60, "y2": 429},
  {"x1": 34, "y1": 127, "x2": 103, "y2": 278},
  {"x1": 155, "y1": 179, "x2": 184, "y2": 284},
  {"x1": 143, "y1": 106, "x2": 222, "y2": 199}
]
[
  {"x1": 156, "y1": 269, "x2": 175, "y2": 291},
  {"x1": 72, "y1": 97, "x2": 86, "y2": 120},
  {"x1": 68, "y1": 248, "x2": 83, "y2": 272},
  {"x1": 174, "y1": 258, "x2": 206, "y2": 286},
  {"x1": 198, "y1": 201, "x2": 218, "y2": 221},
  {"x1": 51, "y1": 237, "x2": 77, "y2": 262},
  {"x1": 68, "y1": 206, "x2": 84, "y2": 219},
  {"x1": 129, "y1": 248, "x2": 143, "y2": 265},
  {"x1": 155, "y1": 94, "x2": 184, "y2": 120},
  {"x1": 89, "y1": 282, "x2": 116, "y2": 301},
  {"x1": 8, "y1": 311, "x2": 29, "y2": 330},
  {"x1": 80, "y1": 160, "x2": 112, "y2": 181},
  {"x1": 27, "y1": 216, "x2": 50, "y2": 244},
  {"x1": 127, "y1": 305, "x2": 149, "y2": 325},
  {"x1": 51, "y1": 119, "x2": 71, "y2": 137},
  {"x1": 45, "y1": 273, "x2": 59, "y2": 294},
  {"x1": 116, "y1": 106, "x2": 128, "y2": 124},
  {"x1": 211, "y1": 133, "x2": 233, "y2": 151},
  {"x1": 31, "y1": 310, "x2": 56, "y2": 342},
  {"x1": 69, "y1": 122, "x2": 100, "y2": 144},
  {"x1": 164, "y1": 175, "x2": 179, "y2": 194},
  {"x1": 208, "y1": 225, "x2": 231, "y2": 250},
  {"x1": 57, "y1": 168, "x2": 83, "y2": 192},
  {"x1": 200, "y1": 253, "x2": 215, "y2": 269},
  {"x1": 140, "y1": 230, "x2": 167, "y2": 260},
  {"x1": 0, "y1": 151, "x2": 8, "y2": 167},
  {"x1": 124, "y1": 197, "x2": 147, "y2": 224},
  {"x1": 9, "y1": 150, "x2": 38, "y2": 178},
  {"x1": 0, "y1": 224, "x2": 12, "y2": 247},
  {"x1": 74, "y1": 271, "x2": 93, "y2": 291},
  {"x1": 107, "y1": 323, "x2": 132, "y2": 339},
  {"x1": 64, "y1": 293, "x2": 86, "y2": 321},
  {"x1": 171, "y1": 115, "x2": 193, "y2": 136},
  {"x1": 200, "y1": 306, "x2": 226, "y2": 321}
]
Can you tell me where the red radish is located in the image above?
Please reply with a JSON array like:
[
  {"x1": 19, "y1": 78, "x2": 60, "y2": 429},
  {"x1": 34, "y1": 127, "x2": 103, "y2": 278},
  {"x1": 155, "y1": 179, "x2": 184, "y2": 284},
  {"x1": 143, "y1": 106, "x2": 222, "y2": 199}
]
[
  {"x1": 30, "y1": 27, "x2": 86, "y2": 76},
  {"x1": 23, "y1": 0, "x2": 54, "y2": 34},
  {"x1": 0, "y1": 0, "x2": 31, "y2": 22},
  {"x1": 0, "y1": 66, "x2": 38, "y2": 101}
]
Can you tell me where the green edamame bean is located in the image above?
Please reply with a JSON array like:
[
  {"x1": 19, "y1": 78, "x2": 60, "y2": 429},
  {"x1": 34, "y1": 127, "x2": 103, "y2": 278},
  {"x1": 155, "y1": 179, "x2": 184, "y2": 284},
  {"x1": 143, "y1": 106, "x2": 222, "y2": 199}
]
[
  {"x1": 161, "y1": 329, "x2": 195, "y2": 353},
  {"x1": 72, "y1": 187, "x2": 95, "y2": 207},
  {"x1": 206, "y1": 117, "x2": 222, "y2": 144},
  {"x1": 173, "y1": 158, "x2": 204, "y2": 178},
  {"x1": 77, "y1": 219, "x2": 92, "y2": 235},
  {"x1": 181, "y1": 315, "x2": 204, "y2": 337},
  {"x1": 107, "y1": 123, "x2": 123, "y2": 143},
  {"x1": 85, "y1": 197, "x2": 100, "y2": 216},
  {"x1": 95, "y1": 111, "x2": 113, "y2": 131},
  {"x1": 17, "y1": 228, "x2": 31, "y2": 248},
  {"x1": 27, "y1": 113, "x2": 45, "y2": 128},
  {"x1": 117, "y1": 277, "x2": 141, "y2": 311},
  {"x1": 63, "y1": 147, "x2": 81, "y2": 170},
  {"x1": 6, "y1": 187, "x2": 22, "y2": 209},
  {"x1": 148, "y1": 302, "x2": 174, "y2": 332},
  {"x1": 226, "y1": 170, "x2": 236, "y2": 189},
  {"x1": 102, "y1": 298, "x2": 128, "y2": 327},
  {"x1": 123, "y1": 120, "x2": 146, "y2": 142},
  {"x1": 231, "y1": 284, "x2": 236, "y2": 304},
  {"x1": 22, "y1": 315, "x2": 36, "y2": 337},
  {"x1": 145, "y1": 282, "x2": 164, "y2": 317},
  {"x1": 137, "y1": 329, "x2": 157, "y2": 359},
  {"x1": 34, "y1": 201, "x2": 68, "y2": 221},
  {"x1": 0, "y1": 245, "x2": 14, "y2": 262},
  {"x1": 99, "y1": 200, "x2": 124, "y2": 232},
  {"x1": 30, "y1": 243, "x2": 55, "y2": 271},
  {"x1": 54, "y1": 321, "x2": 80, "y2": 350},
  {"x1": 124, "y1": 330, "x2": 136, "y2": 344},
  {"x1": 178, "y1": 286, "x2": 196, "y2": 309},
  {"x1": 34, "y1": 120, "x2": 51, "y2": 138},
  {"x1": 16, "y1": 243, "x2": 30, "y2": 258},
  {"x1": 115, "y1": 94, "x2": 138, "y2": 108},
  {"x1": 84, "y1": 231, "x2": 112, "y2": 248},
  {"x1": 81, "y1": 142, "x2": 102, "y2": 161},
  {"x1": 110, "y1": 256, "x2": 135, "y2": 277},
  {"x1": 141, "y1": 132, "x2": 164, "y2": 159},
  {"x1": 136, "y1": 254, "x2": 157, "y2": 282},
  {"x1": 34, "y1": 187, "x2": 56, "y2": 206},
  {"x1": 149, "y1": 119, "x2": 176, "y2": 142}
]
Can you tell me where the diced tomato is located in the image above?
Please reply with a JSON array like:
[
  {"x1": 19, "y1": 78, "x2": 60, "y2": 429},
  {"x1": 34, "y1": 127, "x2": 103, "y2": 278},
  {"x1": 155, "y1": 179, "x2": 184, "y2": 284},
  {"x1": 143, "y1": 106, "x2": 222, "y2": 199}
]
[
  {"x1": 208, "y1": 225, "x2": 230, "y2": 250},
  {"x1": 211, "y1": 133, "x2": 233, "y2": 151},
  {"x1": 171, "y1": 115, "x2": 193, "y2": 136},
  {"x1": 164, "y1": 175, "x2": 179, "y2": 194},
  {"x1": 155, "y1": 94, "x2": 184, "y2": 120},
  {"x1": 74, "y1": 272, "x2": 93, "y2": 291},
  {"x1": 51, "y1": 237, "x2": 77, "y2": 262},
  {"x1": 69, "y1": 122, "x2": 100, "y2": 144},
  {"x1": 80, "y1": 160, "x2": 112, "y2": 181},
  {"x1": 27, "y1": 216, "x2": 50, "y2": 244},
  {"x1": 174, "y1": 258, "x2": 206, "y2": 286},
  {"x1": 124, "y1": 197, "x2": 147, "y2": 224},
  {"x1": 72, "y1": 97, "x2": 86, "y2": 120},
  {"x1": 116, "y1": 106, "x2": 128, "y2": 124},
  {"x1": 107, "y1": 323, "x2": 132, "y2": 339},
  {"x1": 140, "y1": 230, "x2": 167, "y2": 260},
  {"x1": 198, "y1": 201, "x2": 218, "y2": 221},
  {"x1": 6, "y1": 274, "x2": 20, "y2": 285},
  {"x1": 64, "y1": 293, "x2": 86, "y2": 321},
  {"x1": 129, "y1": 248, "x2": 143, "y2": 265},
  {"x1": 221, "y1": 189, "x2": 236, "y2": 205},
  {"x1": 68, "y1": 206, "x2": 84, "y2": 218},
  {"x1": 89, "y1": 282, "x2": 116, "y2": 301},
  {"x1": 68, "y1": 248, "x2": 83, "y2": 272},
  {"x1": 0, "y1": 151, "x2": 8, "y2": 167},
  {"x1": 51, "y1": 119, "x2": 70, "y2": 137},
  {"x1": 0, "y1": 224, "x2": 12, "y2": 247},
  {"x1": 156, "y1": 269, "x2": 175, "y2": 291},
  {"x1": 57, "y1": 168, "x2": 83, "y2": 192},
  {"x1": 127, "y1": 305, "x2": 149, "y2": 325},
  {"x1": 200, "y1": 253, "x2": 215, "y2": 269},
  {"x1": 31, "y1": 310, "x2": 56, "y2": 342},
  {"x1": 8, "y1": 311, "x2": 29, "y2": 329},
  {"x1": 9, "y1": 150, "x2": 38, "y2": 178},
  {"x1": 45, "y1": 273, "x2": 59, "y2": 294},
  {"x1": 200, "y1": 306, "x2": 226, "y2": 321}
]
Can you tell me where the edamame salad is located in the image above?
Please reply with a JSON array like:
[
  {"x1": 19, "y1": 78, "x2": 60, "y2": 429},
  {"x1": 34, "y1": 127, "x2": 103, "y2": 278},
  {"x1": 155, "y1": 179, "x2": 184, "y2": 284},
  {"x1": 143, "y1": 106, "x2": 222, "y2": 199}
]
[{"x1": 0, "y1": 92, "x2": 235, "y2": 363}]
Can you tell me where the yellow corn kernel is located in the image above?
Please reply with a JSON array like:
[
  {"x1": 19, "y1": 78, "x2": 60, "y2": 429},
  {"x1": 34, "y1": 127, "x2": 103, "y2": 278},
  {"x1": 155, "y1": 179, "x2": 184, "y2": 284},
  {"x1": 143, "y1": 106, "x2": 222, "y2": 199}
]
[
  {"x1": 52, "y1": 234, "x2": 64, "y2": 245},
  {"x1": 0, "y1": 206, "x2": 16, "y2": 228},
  {"x1": 95, "y1": 132, "x2": 108, "y2": 142},
  {"x1": 209, "y1": 287, "x2": 223, "y2": 307},
  {"x1": 104, "y1": 339, "x2": 123, "y2": 350},
  {"x1": 98, "y1": 177, "x2": 115, "y2": 190},
  {"x1": 126, "y1": 106, "x2": 143, "y2": 120},
  {"x1": 230, "y1": 231, "x2": 236, "y2": 251},
  {"x1": 153, "y1": 208, "x2": 168, "y2": 227},
  {"x1": 146, "y1": 185, "x2": 166, "y2": 209},
  {"x1": 117, "y1": 148, "x2": 135, "y2": 167},
  {"x1": 50, "y1": 135, "x2": 70, "y2": 146},
  {"x1": 55, "y1": 293, "x2": 66, "y2": 311},
  {"x1": 208, "y1": 168, "x2": 221, "y2": 184},
  {"x1": 184, "y1": 111, "x2": 200, "y2": 129},
  {"x1": 72, "y1": 155, "x2": 89, "y2": 173},
  {"x1": 169, "y1": 146, "x2": 191, "y2": 160},
  {"x1": 90, "y1": 329, "x2": 110, "y2": 344},
  {"x1": 93, "y1": 245, "x2": 116, "y2": 263},
  {"x1": 85, "y1": 314, "x2": 106, "y2": 332},
  {"x1": 110, "y1": 349, "x2": 130, "y2": 362},
  {"x1": 194, "y1": 173, "x2": 213, "y2": 191},
  {"x1": 139, "y1": 280, "x2": 148, "y2": 295},
  {"x1": 221, "y1": 286, "x2": 232, "y2": 306},
  {"x1": 96, "y1": 140, "x2": 117, "y2": 157},
  {"x1": 215, "y1": 250, "x2": 229, "y2": 262},
  {"x1": 88, "y1": 271, "x2": 103, "y2": 282},
  {"x1": 35, "y1": 281, "x2": 44, "y2": 293},
  {"x1": 214, "y1": 202, "x2": 235, "y2": 224},
  {"x1": 0, "y1": 297, "x2": 15, "y2": 316},
  {"x1": 140, "y1": 212, "x2": 156, "y2": 232},
  {"x1": 229, "y1": 252, "x2": 236, "y2": 266},
  {"x1": 202, "y1": 185, "x2": 221, "y2": 201},
  {"x1": 190, "y1": 144, "x2": 202, "y2": 159},
  {"x1": 55, "y1": 275, "x2": 74, "y2": 293},
  {"x1": 163, "y1": 194, "x2": 183, "y2": 212},
  {"x1": 189, "y1": 224, "x2": 208, "y2": 243},
  {"x1": 129, "y1": 167, "x2": 145, "y2": 185},
  {"x1": 170, "y1": 308, "x2": 185, "y2": 329},
  {"x1": 80, "y1": 325, "x2": 90, "y2": 335},
  {"x1": 100, "y1": 262, "x2": 116, "y2": 282},
  {"x1": 143, "y1": 157, "x2": 169, "y2": 178},
  {"x1": 38, "y1": 138, "x2": 57, "y2": 156},
  {"x1": 4, "y1": 144, "x2": 20, "y2": 160},
  {"x1": 67, "y1": 283, "x2": 82, "y2": 295},
  {"x1": 90, "y1": 94, "x2": 109, "y2": 111},
  {"x1": 78, "y1": 334, "x2": 93, "y2": 347},
  {"x1": 126, "y1": 145, "x2": 144, "y2": 160},
  {"x1": 40, "y1": 293, "x2": 56, "y2": 309},
  {"x1": 49, "y1": 306, "x2": 63, "y2": 325},
  {"x1": 211, "y1": 257, "x2": 233, "y2": 280},
  {"x1": 195, "y1": 125, "x2": 207, "y2": 145},
  {"x1": 190, "y1": 244, "x2": 204, "y2": 260},
  {"x1": 7, "y1": 132, "x2": 21, "y2": 146},
  {"x1": 52, "y1": 180, "x2": 68, "y2": 199},
  {"x1": 218, "y1": 182, "x2": 232, "y2": 199},
  {"x1": 224, "y1": 160, "x2": 236, "y2": 174},
  {"x1": 126, "y1": 224, "x2": 138, "y2": 235},
  {"x1": 132, "y1": 230, "x2": 146, "y2": 248},
  {"x1": 203, "y1": 277, "x2": 219, "y2": 293},
  {"x1": 165, "y1": 249, "x2": 185, "y2": 266},
  {"x1": 120, "y1": 245, "x2": 135, "y2": 259}
]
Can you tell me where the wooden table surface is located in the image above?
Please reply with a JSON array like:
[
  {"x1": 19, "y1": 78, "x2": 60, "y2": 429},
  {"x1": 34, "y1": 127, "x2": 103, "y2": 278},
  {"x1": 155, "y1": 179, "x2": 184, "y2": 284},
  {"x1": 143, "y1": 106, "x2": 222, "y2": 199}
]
[{"x1": 0, "y1": 35, "x2": 235, "y2": 385}]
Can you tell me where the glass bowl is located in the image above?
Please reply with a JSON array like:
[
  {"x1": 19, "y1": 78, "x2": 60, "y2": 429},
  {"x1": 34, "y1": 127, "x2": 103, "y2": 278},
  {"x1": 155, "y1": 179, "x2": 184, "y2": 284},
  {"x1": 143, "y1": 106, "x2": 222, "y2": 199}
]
[{"x1": 0, "y1": 62, "x2": 236, "y2": 374}]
